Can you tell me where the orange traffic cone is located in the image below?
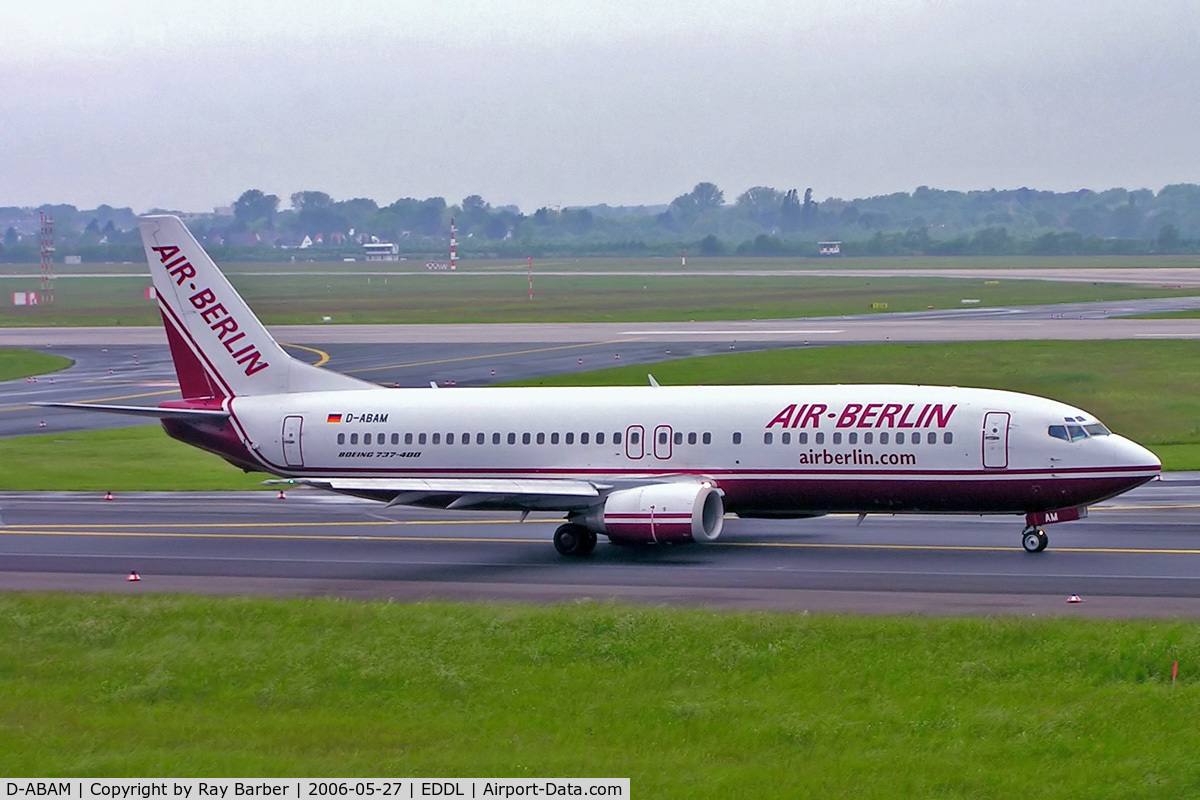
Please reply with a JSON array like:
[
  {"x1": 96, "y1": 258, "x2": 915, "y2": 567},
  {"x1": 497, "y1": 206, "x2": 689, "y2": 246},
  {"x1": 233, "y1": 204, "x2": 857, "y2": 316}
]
[
  {"x1": 1068, "y1": 593, "x2": 1082, "y2": 603},
  {"x1": 278, "y1": 489, "x2": 287, "y2": 499},
  {"x1": 126, "y1": 571, "x2": 141, "y2": 582},
  {"x1": 104, "y1": 491, "x2": 114, "y2": 501}
]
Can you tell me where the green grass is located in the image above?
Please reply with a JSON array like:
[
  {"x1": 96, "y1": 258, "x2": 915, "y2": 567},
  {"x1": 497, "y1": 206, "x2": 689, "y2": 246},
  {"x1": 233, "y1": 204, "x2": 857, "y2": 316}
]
[
  {"x1": 0, "y1": 348, "x2": 70, "y2": 381},
  {"x1": 1, "y1": 272, "x2": 1196, "y2": 326},
  {"x1": 1, "y1": 595, "x2": 1198, "y2": 795},
  {"x1": 7, "y1": 340, "x2": 1200, "y2": 490},
  {"x1": 0, "y1": 426, "x2": 266, "y2": 491}
]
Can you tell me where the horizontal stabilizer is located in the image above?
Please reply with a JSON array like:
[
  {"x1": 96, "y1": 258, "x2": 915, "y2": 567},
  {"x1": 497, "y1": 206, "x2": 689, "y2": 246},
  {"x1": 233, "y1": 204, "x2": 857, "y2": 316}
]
[{"x1": 31, "y1": 401, "x2": 230, "y2": 420}]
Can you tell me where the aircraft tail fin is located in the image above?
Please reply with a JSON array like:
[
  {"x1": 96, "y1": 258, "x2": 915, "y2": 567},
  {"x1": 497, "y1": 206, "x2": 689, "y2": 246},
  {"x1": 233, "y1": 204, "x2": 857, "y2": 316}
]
[{"x1": 139, "y1": 215, "x2": 375, "y2": 399}]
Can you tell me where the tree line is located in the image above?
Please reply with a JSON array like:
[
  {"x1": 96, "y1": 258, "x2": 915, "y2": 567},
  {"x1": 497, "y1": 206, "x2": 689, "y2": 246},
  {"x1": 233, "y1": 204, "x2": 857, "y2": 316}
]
[{"x1": 3, "y1": 181, "x2": 1200, "y2": 263}]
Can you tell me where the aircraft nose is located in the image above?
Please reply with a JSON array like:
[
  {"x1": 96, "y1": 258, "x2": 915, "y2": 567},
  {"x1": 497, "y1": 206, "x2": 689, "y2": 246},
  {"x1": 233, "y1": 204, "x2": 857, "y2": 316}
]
[{"x1": 1113, "y1": 435, "x2": 1161, "y2": 473}]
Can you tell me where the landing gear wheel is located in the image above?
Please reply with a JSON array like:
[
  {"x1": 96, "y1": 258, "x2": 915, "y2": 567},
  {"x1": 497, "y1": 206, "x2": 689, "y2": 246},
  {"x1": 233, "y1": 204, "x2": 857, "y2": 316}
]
[
  {"x1": 554, "y1": 523, "x2": 595, "y2": 557},
  {"x1": 1022, "y1": 528, "x2": 1048, "y2": 553}
]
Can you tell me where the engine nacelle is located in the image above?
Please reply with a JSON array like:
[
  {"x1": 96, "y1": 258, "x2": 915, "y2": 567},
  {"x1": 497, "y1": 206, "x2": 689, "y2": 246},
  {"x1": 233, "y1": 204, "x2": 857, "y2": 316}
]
[{"x1": 582, "y1": 482, "x2": 725, "y2": 544}]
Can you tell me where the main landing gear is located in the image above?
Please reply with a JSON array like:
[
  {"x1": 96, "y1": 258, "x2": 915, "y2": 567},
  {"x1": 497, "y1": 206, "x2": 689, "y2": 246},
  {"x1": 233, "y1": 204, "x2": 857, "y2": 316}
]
[
  {"x1": 1021, "y1": 527, "x2": 1048, "y2": 553},
  {"x1": 554, "y1": 523, "x2": 597, "y2": 557}
]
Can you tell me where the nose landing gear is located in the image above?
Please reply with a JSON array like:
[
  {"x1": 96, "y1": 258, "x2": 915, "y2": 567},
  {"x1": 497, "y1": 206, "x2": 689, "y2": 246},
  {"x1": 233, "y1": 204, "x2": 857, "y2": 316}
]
[{"x1": 1021, "y1": 527, "x2": 1048, "y2": 553}]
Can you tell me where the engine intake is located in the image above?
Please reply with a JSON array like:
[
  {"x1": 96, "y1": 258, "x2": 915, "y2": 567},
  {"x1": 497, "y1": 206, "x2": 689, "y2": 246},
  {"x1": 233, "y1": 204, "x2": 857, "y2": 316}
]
[{"x1": 583, "y1": 482, "x2": 725, "y2": 544}]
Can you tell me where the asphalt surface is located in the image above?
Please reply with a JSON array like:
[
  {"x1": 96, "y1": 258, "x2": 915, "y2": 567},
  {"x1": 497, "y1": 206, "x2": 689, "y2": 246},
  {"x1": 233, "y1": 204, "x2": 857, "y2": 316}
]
[{"x1": 1, "y1": 476, "x2": 1199, "y2": 616}]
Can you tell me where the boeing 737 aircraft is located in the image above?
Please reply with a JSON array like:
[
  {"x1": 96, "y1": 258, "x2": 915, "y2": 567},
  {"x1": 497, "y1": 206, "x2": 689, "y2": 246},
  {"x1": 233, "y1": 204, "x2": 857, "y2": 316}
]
[{"x1": 39, "y1": 215, "x2": 1161, "y2": 556}]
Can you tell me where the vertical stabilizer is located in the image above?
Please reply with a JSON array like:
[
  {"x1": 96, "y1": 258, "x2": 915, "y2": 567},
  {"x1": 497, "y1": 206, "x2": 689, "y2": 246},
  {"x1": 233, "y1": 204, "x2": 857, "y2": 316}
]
[{"x1": 139, "y1": 215, "x2": 375, "y2": 398}]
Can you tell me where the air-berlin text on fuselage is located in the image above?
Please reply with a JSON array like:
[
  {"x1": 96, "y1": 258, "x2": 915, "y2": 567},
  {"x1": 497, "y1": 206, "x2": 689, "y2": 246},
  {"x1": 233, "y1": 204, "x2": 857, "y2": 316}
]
[
  {"x1": 152, "y1": 245, "x2": 269, "y2": 377},
  {"x1": 766, "y1": 402, "x2": 958, "y2": 429}
]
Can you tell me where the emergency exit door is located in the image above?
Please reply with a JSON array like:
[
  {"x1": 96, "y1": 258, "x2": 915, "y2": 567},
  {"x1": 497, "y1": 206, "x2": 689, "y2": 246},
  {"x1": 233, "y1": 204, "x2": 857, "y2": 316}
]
[
  {"x1": 982, "y1": 411, "x2": 1009, "y2": 469},
  {"x1": 282, "y1": 415, "x2": 304, "y2": 467}
]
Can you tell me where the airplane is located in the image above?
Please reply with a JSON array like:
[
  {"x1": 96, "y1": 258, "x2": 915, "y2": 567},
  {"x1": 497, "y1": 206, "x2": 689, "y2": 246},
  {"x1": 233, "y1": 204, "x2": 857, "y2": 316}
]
[{"x1": 37, "y1": 214, "x2": 1161, "y2": 556}]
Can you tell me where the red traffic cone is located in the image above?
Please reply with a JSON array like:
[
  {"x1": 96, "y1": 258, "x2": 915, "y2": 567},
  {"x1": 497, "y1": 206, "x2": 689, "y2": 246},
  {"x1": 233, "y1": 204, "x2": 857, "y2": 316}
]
[
  {"x1": 1068, "y1": 593, "x2": 1082, "y2": 603},
  {"x1": 278, "y1": 489, "x2": 287, "y2": 499},
  {"x1": 38, "y1": 420, "x2": 46, "y2": 428},
  {"x1": 126, "y1": 571, "x2": 140, "y2": 582},
  {"x1": 104, "y1": 490, "x2": 114, "y2": 501}
]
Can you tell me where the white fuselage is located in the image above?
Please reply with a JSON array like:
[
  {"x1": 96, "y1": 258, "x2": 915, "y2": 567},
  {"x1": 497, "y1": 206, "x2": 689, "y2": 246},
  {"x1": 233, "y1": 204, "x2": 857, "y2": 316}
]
[{"x1": 183, "y1": 383, "x2": 1159, "y2": 517}]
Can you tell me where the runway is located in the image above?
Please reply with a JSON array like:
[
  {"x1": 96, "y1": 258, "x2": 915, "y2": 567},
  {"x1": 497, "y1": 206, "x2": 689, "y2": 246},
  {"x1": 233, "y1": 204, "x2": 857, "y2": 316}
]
[{"x1": 1, "y1": 475, "x2": 1199, "y2": 615}]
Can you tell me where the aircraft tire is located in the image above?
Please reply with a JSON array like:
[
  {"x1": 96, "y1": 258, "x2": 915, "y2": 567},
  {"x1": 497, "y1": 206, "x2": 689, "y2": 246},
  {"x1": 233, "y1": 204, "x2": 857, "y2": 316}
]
[
  {"x1": 1022, "y1": 529, "x2": 1048, "y2": 553},
  {"x1": 554, "y1": 523, "x2": 594, "y2": 557}
]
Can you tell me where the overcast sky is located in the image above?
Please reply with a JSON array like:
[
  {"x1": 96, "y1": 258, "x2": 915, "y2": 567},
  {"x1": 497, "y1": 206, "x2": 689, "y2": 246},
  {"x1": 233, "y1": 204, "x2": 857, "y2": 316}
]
[{"x1": 2, "y1": 0, "x2": 1198, "y2": 213}]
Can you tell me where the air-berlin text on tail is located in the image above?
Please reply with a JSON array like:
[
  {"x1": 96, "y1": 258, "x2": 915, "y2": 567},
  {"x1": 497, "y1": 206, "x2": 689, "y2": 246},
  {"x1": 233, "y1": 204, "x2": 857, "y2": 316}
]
[
  {"x1": 152, "y1": 245, "x2": 269, "y2": 377},
  {"x1": 766, "y1": 402, "x2": 958, "y2": 430}
]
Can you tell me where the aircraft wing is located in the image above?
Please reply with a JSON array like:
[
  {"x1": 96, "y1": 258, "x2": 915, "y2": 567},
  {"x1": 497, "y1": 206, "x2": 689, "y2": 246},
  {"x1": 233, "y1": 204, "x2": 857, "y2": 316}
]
[
  {"x1": 31, "y1": 402, "x2": 230, "y2": 420},
  {"x1": 272, "y1": 476, "x2": 609, "y2": 511}
]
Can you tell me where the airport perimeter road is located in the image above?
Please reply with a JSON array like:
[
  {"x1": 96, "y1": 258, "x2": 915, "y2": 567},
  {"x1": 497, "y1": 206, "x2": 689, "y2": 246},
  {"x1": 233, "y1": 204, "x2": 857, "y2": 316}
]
[{"x1": 1, "y1": 475, "x2": 1199, "y2": 617}]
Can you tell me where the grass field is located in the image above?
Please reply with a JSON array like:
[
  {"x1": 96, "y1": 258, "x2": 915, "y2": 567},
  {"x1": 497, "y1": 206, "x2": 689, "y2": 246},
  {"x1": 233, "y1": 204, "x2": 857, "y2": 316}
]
[
  {"x1": 2, "y1": 595, "x2": 1198, "y2": 794},
  {"x1": 4, "y1": 339, "x2": 1199, "y2": 491},
  {"x1": 0, "y1": 348, "x2": 70, "y2": 381},
  {"x1": 1, "y1": 271, "x2": 1197, "y2": 326},
  {"x1": 11, "y1": 253, "x2": 1200, "y2": 274}
]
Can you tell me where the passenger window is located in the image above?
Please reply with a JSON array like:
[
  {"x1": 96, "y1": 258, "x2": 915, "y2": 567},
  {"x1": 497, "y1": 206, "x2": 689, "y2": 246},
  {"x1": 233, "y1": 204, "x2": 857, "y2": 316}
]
[
  {"x1": 943, "y1": 432, "x2": 953, "y2": 444},
  {"x1": 781, "y1": 432, "x2": 790, "y2": 445},
  {"x1": 337, "y1": 433, "x2": 345, "y2": 445},
  {"x1": 432, "y1": 433, "x2": 441, "y2": 445},
  {"x1": 674, "y1": 432, "x2": 683, "y2": 445},
  {"x1": 660, "y1": 431, "x2": 669, "y2": 445},
  {"x1": 896, "y1": 432, "x2": 905, "y2": 444},
  {"x1": 477, "y1": 433, "x2": 485, "y2": 445},
  {"x1": 551, "y1": 432, "x2": 559, "y2": 444},
  {"x1": 536, "y1": 432, "x2": 545, "y2": 445},
  {"x1": 364, "y1": 433, "x2": 372, "y2": 445},
  {"x1": 927, "y1": 432, "x2": 936, "y2": 444},
  {"x1": 463, "y1": 432, "x2": 471, "y2": 444},
  {"x1": 492, "y1": 432, "x2": 501, "y2": 445},
  {"x1": 688, "y1": 432, "x2": 698, "y2": 445},
  {"x1": 880, "y1": 432, "x2": 889, "y2": 444},
  {"x1": 522, "y1": 433, "x2": 531, "y2": 445},
  {"x1": 597, "y1": 432, "x2": 605, "y2": 445},
  {"x1": 764, "y1": 432, "x2": 773, "y2": 445},
  {"x1": 446, "y1": 433, "x2": 454, "y2": 445},
  {"x1": 848, "y1": 432, "x2": 857, "y2": 444},
  {"x1": 815, "y1": 432, "x2": 824, "y2": 444},
  {"x1": 614, "y1": 432, "x2": 622, "y2": 445},
  {"x1": 799, "y1": 432, "x2": 808, "y2": 444},
  {"x1": 864, "y1": 432, "x2": 873, "y2": 444},
  {"x1": 350, "y1": 433, "x2": 359, "y2": 445},
  {"x1": 405, "y1": 433, "x2": 414, "y2": 445},
  {"x1": 566, "y1": 432, "x2": 575, "y2": 445},
  {"x1": 391, "y1": 433, "x2": 399, "y2": 445},
  {"x1": 418, "y1": 433, "x2": 427, "y2": 445},
  {"x1": 733, "y1": 432, "x2": 742, "y2": 445},
  {"x1": 832, "y1": 432, "x2": 842, "y2": 445},
  {"x1": 581, "y1": 432, "x2": 590, "y2": 445},
  {"x1": 703, "y1": 432, "x2": 712, "y2": 445},
  {"x1": 629, "y1": 431, "x2": 639, "y2": 444}
]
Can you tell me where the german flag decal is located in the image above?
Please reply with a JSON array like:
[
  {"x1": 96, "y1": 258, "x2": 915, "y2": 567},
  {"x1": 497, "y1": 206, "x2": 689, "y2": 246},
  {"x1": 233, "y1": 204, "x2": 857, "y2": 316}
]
[{"x1": 326, "y1": 413, "x2": 343, "y2": 423}]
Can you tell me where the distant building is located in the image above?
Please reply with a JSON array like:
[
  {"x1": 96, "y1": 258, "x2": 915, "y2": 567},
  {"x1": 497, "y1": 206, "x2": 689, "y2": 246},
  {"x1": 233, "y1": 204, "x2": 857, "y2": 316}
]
[
  {"x1": 818, "y1": 241, "x2": 842, "y2": 256},
  {"x1": 364, "y1": 242, "x2": 400, "y2": 261}
]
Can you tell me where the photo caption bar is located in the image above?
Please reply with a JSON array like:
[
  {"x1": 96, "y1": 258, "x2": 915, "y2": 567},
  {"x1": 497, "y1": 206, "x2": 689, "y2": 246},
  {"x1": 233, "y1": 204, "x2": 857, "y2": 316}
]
[{"x1": 2, "y1": 780, "x2": 629, "y2": 800}]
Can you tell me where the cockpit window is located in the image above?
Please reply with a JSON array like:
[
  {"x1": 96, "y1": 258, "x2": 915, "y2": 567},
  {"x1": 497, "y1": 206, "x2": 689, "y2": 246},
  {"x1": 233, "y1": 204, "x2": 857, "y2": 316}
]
[{"x1": 1050, "y1": 420, "x2": 1110, "y2": 442}]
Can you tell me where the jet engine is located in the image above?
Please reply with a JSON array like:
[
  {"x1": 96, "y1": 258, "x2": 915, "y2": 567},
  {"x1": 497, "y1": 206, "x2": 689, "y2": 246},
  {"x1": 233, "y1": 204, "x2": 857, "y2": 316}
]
[{"x1": 581, "y1": 481, "x2": 725, "y2": 544}]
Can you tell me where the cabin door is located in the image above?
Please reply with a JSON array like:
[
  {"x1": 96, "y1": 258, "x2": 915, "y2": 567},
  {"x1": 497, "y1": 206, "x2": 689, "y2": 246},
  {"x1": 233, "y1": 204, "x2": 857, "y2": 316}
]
[
  {"x1": 982, "y1": 411, "x2": 1009, "y2": 469},
  {"x1": 282, "y1": 415, "x2": 305, "y2": 467},
  {"x1": 653, "y1": 425, "x2": 674, "y2": 460}
]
